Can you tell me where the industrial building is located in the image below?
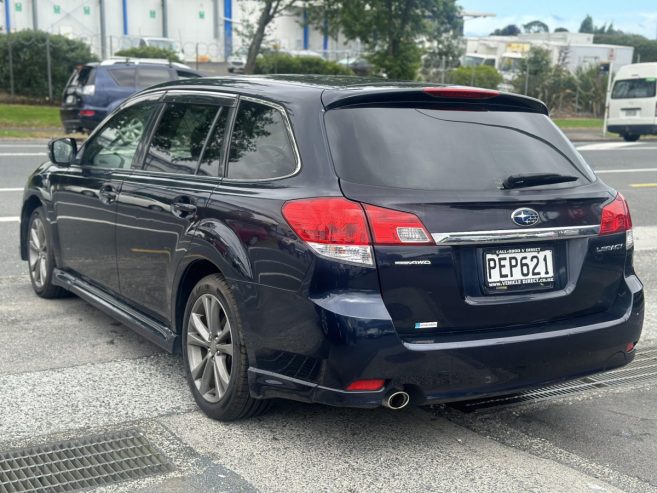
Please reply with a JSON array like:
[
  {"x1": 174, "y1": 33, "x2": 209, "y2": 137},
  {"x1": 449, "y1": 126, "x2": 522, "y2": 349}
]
[
  {"x1": 0, "y1": 0, "x2": 356, "y2": 61},
  {"x1": 464, "y1": 32, "x2": 634, "y2": 75}
]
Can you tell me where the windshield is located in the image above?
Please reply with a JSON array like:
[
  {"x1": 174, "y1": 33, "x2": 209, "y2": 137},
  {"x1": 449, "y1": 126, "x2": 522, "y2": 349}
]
[
  {"x1": 612, "y1": 78, "x2": 657, "y2": 99},
  {"x1": 147, "y1": 39, "x2": 179, "y2": 51},
  {"x1": 325, "y1": 107, "x2": 594, "y2": 192},
  {"x1": 463, "y1": 56, "x2": 485, "y2": 67}
]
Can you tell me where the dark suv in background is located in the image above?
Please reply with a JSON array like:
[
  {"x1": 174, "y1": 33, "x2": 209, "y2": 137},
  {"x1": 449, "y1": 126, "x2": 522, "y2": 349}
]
[
  {"x1": 60, "y1": 59, "x2": 202, "y2": 133},
  {"x1": 24, "y1": 77, "x2": 643, "y2": 421}
]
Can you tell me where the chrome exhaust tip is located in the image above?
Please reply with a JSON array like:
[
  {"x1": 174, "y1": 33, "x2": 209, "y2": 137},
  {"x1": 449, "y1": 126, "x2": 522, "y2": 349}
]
[{"x1": 382, "y1": 390, "x2": 410, "y2": 410}]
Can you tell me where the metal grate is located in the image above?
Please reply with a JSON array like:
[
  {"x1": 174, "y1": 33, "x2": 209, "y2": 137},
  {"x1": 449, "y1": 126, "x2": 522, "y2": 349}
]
[
  {"x1": 0, "y1": 429, "x2": 171, "y2": 493},
  {"x1": 450, "y1": 346, "x2": 657, "y2": 412}
]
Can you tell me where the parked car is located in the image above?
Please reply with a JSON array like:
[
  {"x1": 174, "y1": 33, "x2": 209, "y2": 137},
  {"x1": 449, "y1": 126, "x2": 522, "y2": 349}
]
[
  {"x1": 138, "y1": 36, "x2": 186, "y2": 62},
  {"x1": 24, "y1": 77, "x2": 643, "y2": 421},
  {"x1": 607, "y1": 62, "x2": 657, "y2": 142},
  {"x1": 337, "y1": 56, "x2": 374, "y2": 76},
  {"x1": 227, "y1": 47, "x2": 249, "y2": 73},
  {"x1": 60, "y1": 58, "x2": 202, "y2": 134}
]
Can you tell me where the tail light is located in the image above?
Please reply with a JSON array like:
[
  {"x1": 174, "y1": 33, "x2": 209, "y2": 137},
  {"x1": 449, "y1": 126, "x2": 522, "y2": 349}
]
[
  {"x1": 424, "y1": 87, "x2": 499, "y2": 99},
  {"x1": 363, "y1": 204, "x2": 433, "y2": 245},
  {"x1": 282, "y1": 198, "x2": 373, "y2": 266},
  {"x1": 600, "y1": 193, "x2": 633, "y2": 249},
  {"x1": 282, "y1": 198, "x2": 434, "y2": 266},
  {"x1": 81, "y1": 84, "x2": 95, "y2": 96},
  {"x1": 79, "y1": 109, "x2": 96, "y2": 117}
]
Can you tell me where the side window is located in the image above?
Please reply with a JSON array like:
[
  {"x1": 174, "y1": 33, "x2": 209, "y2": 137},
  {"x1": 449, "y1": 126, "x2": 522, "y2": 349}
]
[
  {"x1": 143, "y1": 102, "x2": 219, "y2": 175},
  {"x1": 80, "y1": 102, "x2": 156, "y2": 169},
  {"x1": 108, "y1": 68, "x2": 136, "y2": 87},
  {"x1": 197, "y1": 107, "x2": 230, "y2": 177},
  {"x1": 137, "y1": 67, "x2": 174, "y2": 88},
  {"x1": 226, "y1": 100, "x2": 297, "y2": 180}
]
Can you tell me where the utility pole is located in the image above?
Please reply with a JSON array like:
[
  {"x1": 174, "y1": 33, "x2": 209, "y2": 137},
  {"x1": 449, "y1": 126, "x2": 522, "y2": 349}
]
[
  {"x1": 31, "y1": 0, "x2": 38, "y2": 30},
  {"x1": 603, "y1": 62, "x2": 614, "y2": 137},
  {"x1": 161, "y1": 0, "x2": 168, "y2": 37},
  {"x1": 99, "y1": 0, "x2": 107, "y2": 58}
]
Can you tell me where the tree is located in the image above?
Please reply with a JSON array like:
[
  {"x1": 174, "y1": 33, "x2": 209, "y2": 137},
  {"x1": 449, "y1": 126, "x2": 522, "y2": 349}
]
[
  {"x1": 523, "y1": 20, "x2": 549, "y2": 34},
  {"x1": 255, "y1": 52, "x2": 353, "y2": 75},
  {"x1": 243, "y1": 1, "x2": 300, "y2": 74},
  {"x1": 308, "y1": 0, "x2": 462, "y2": 80},
  {"x1": 115, "y1": 46, "x2": 181, "y2": 62},
  {"x1": 491, "y1": 24, "x2": 521, "y2": 36},
  {"x1": 594, "y1": 32, "x2": 657, "y2": 63},
  {"x1": 511, "y1": 47, "x2": 551, "y2": 98},
  {"x1": 447, "y1": 65, "x2": 502, "y2": 89},
  {"x1": 0, "y1": 30, "x2": 97, "y2": 100},
  {"x1": 574, "y1": 65, "x2": 608, "y2": 117},
  {"x1": 554, "y1": 27, "x2": 569, "y2": 33},
  {"x1": 579, "y1": 15, "x2": 594, "y2": 34}
]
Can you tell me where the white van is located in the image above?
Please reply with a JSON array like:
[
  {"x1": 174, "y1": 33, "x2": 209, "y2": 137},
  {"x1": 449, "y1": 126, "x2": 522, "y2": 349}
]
[{"x1": 607, "y1": 63, "x2": 657, "y2": 141}]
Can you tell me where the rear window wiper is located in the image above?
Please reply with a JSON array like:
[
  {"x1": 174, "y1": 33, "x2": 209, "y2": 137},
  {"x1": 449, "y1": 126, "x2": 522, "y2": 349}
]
[{"x1": 501, "y1": 173, "x2": 579, "y2": 190}]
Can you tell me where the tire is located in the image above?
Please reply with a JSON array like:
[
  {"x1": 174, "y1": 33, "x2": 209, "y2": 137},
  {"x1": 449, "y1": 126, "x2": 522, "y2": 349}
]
[
  {"x1": 27, "y1": 208, "x2": 68, "y2": 299},
  {"x1": 623, "y1": 133, "x2": 640, "y2": 142},
  {"x1": 182, "y1": 274, "x2": 270, "y2": 421}
]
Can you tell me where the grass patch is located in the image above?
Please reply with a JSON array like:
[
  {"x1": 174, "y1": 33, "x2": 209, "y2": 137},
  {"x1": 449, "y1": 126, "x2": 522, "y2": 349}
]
[
  {"x1": 553, "y1": 118, "x2": 603, "y2": 129},
  {"x1": 0, "y1": 104, "x2": 61, "y2": 128}
]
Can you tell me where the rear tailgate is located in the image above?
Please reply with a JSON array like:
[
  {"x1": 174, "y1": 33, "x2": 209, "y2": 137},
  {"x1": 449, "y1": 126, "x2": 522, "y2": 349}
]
[{"x1": 324, "y1": 95, "x2": 630, "y2": 338}]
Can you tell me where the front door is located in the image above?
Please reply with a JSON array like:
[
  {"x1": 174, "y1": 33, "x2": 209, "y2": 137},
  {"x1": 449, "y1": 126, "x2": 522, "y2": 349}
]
[
  {"x1": 51, "y1": 98, "x2": 158, "y2": 293},
  {"x1": 116, "y1": 92, "x2": 234, "y2": 323}
]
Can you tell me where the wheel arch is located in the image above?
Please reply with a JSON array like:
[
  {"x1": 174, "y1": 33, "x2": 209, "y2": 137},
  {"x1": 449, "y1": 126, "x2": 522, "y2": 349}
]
[
  {"x1": 20, "y1": 195, "x2": 45, "y2": 261},
  {"x1": 173, "y1": 258, "x2": 223, "y2": 351}
]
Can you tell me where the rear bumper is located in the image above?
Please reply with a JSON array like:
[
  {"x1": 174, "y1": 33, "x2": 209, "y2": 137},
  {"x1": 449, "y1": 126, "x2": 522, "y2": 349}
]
[
  {"x1": 247, "y1": 276, "x2": 644, "y2": 408},
  {"x1": 607, "y1": 124, "x2": 657, "y2": 135},
  {"x1": 60, "y1": 106, "x2": 107, "y2": 133}
]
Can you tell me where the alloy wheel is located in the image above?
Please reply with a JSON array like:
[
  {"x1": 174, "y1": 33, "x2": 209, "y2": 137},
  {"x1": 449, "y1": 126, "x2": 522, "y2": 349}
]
[
  {"x1": 28, "y1": 217, "x2": 48, "y2": 289},
  {"x1": 186, "y1": 294, "x2": 234, "y2": 403}
]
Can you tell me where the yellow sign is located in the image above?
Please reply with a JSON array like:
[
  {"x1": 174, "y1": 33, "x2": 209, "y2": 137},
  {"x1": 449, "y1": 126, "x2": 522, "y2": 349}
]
[{"x1": 506, "y1": 43, "x2": 530, "y2": 54}]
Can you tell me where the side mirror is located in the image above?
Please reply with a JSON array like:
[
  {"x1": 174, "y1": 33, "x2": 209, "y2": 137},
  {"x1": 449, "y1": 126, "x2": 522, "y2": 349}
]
[{"x1": 48, "y1": 138, "x2": 77, "y2": 166}]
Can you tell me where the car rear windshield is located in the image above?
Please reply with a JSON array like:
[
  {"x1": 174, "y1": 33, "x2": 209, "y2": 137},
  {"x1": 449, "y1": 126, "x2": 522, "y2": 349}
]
[
  {"x1": 325, "y1": 107, "x2": 594, "y2": 191},
  {"x1": 612, "y1": 78, "x2": 657, "y2": 99}
]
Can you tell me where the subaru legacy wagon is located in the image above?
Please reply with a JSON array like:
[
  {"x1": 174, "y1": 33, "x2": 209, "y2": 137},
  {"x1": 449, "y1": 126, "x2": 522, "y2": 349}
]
[{"x1": 21, "y1": 76, "x2": 643, "y2": 421}]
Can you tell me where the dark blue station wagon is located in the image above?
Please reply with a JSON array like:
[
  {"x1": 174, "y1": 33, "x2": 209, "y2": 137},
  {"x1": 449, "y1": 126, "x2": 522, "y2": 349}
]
[{"x1": 22, "y1": 76, "x2": 643, "y2": 420}]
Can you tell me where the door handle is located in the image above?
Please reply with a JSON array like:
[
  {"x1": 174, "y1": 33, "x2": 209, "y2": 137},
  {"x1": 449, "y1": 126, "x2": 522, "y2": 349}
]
[
  {"x1": 172, "y1": 198, "x2": 197, "y2": 218},
  {"x1": 99, "y1": 184, "x2": 117, "y2": 204}
]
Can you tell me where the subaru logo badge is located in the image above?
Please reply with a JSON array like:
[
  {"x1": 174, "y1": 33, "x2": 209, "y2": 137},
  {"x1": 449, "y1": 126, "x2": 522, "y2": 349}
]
[{"x1": 511, "y1": 208, "x2": 540, "y2": 227}]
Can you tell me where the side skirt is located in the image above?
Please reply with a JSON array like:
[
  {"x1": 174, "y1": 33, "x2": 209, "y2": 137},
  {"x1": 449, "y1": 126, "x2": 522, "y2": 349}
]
[{"x1": 52, "y1": 268, "x2": 177, "y2": 352}]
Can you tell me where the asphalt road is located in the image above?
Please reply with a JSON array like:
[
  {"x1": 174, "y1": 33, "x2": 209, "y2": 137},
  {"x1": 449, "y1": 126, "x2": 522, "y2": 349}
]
[{"x1": 0, "y1": 139, "x2": 656, "y2": 493}]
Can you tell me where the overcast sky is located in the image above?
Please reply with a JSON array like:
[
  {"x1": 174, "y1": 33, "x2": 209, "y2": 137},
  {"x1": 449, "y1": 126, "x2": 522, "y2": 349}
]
[{"x1": 459, "y1": 0, "x2": 657, "y2": 39}]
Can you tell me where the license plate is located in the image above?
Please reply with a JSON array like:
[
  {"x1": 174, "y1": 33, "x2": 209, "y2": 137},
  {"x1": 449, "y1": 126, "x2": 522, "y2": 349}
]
[
  {"x1": 484, "y1": 247, "x2": 554, "y2": 290},
  {"x1": 623, "y1": 109, "x2": 639, "y2": 117}
]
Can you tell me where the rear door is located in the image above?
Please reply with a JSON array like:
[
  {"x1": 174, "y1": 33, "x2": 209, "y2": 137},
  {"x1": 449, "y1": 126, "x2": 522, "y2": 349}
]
[
  {"x1": 115, "y1": 91, "x2": 234, "y2": 323},
  {"x1": 325, "y1": 104, "x2": 623, "y2": 338},
  {"x1": 609, "y1": 76, "x2": 657, "y2": 126}
]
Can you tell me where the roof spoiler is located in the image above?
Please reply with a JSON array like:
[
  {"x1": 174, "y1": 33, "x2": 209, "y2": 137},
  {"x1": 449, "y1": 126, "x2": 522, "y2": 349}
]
[{"x1": 322, "y1": 86, "x2": 549, "y2": 115}]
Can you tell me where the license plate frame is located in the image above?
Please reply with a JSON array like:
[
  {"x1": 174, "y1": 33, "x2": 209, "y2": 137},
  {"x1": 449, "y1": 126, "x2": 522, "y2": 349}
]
[{"x1": 482, "y1": 245, "x2": 555, "y2": 293}]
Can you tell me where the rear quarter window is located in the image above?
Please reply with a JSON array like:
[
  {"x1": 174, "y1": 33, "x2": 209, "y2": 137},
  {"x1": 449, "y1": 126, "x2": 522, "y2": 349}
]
[
  {"x1": 138, "y1": 67, "x2": 174, "y2": 88},
  {"x1": 108, "y1": 67, "x2": 136, "y2": 87},
  {"x1": 226, "y1": 100, "x2": 297, "y2": 180},
  {"x1": 325, "y1": 107, "x2": 594, "y2": 192}
]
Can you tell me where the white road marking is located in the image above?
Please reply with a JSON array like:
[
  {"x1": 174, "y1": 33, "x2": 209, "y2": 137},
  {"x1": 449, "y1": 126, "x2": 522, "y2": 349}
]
[
  {"x1": 0, "y1": 152, "x2": 47, "y2": 157},
  {"x1": 0, "y1": 217, "x2": 19, "y2": 222},
  {"x1": 580, "y1": 146, "x2": 657, "y2": 152},
  {"x1": 576, "y1": 142, "x2": 639, "y2": 151},
  {"x1": 596, "y1": 168, "x2": 657, "y2": 174},
  {"x1": 0, "y1": 188, "x2": 23, "y2": 192},
  {"x1": 0, "y1": 144, "x2": 46, "y2": 148}
]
